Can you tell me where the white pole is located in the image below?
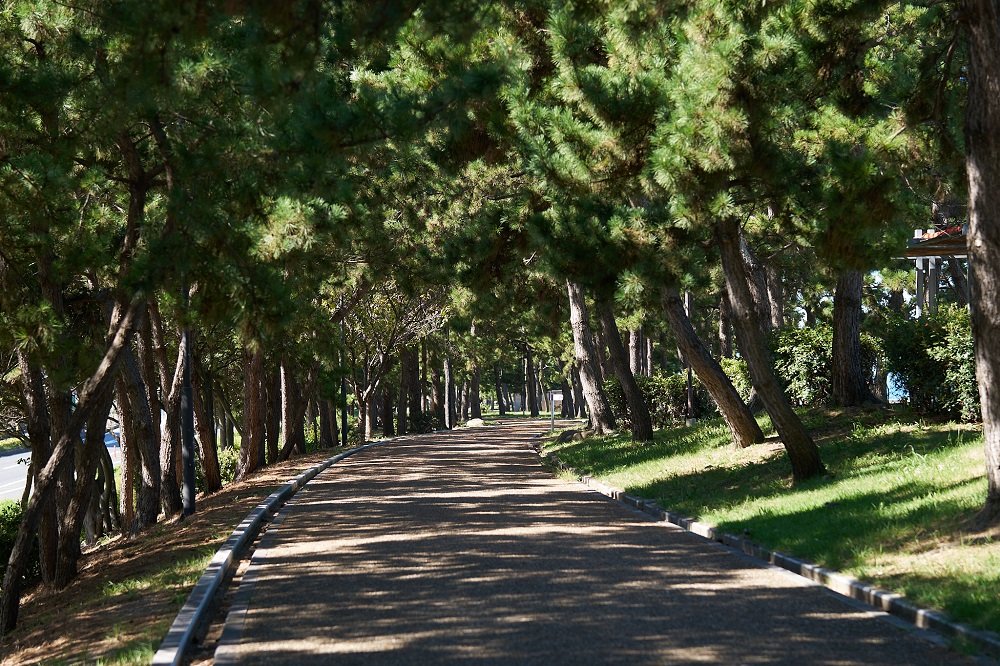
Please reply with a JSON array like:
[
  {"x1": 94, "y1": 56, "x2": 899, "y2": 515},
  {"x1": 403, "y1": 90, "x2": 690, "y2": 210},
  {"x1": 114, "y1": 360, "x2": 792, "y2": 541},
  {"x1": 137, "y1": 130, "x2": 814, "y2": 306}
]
[{"x1": 550, "y1": 391, "x2": 555, "y2": 432}]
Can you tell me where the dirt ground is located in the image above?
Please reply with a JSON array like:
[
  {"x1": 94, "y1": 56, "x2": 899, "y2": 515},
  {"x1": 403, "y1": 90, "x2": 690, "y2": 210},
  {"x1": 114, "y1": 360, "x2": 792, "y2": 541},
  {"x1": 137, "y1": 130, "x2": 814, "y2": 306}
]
[{"x1": 0, "y1": 450, "x2": 340, "y2": 665}]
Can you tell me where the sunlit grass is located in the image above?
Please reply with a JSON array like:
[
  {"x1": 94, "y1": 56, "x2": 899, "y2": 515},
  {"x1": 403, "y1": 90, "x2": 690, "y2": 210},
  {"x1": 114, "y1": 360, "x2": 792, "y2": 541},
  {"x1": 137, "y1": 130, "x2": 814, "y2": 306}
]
[
  {"x1": 102, "y1": 547, "x2": 214, "y2": 601},
  {"x1": 544, "y1": 408, "x2": 1000, "y2": 633}
]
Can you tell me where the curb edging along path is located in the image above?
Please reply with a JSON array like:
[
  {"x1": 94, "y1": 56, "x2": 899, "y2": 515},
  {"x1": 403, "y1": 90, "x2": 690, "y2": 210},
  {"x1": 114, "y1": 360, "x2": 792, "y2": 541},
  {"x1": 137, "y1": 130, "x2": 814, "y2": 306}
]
[
  {"x1": 541, "y1": 449, "x2": 1000, "y2": 660},
  {"x1": 150, "y1": 439, "x2": 390, "y2": 666}
]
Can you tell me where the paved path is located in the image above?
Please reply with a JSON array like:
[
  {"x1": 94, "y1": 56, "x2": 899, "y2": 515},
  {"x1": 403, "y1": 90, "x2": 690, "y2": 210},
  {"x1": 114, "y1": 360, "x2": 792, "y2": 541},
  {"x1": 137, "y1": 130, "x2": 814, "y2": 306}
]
[{"x1": 215, "y1": 423, "x2": 969, "y2": 665}]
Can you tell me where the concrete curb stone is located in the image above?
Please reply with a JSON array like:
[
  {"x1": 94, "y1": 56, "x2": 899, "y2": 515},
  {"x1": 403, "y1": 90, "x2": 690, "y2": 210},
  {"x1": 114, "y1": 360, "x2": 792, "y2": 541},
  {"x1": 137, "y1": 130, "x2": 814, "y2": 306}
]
[
  {"x1": 539, "y1": 447, "x2": 1000, "y2": 661},
  {"x1": 150, "y1": 438, "x2": 391, "y2": 666}
]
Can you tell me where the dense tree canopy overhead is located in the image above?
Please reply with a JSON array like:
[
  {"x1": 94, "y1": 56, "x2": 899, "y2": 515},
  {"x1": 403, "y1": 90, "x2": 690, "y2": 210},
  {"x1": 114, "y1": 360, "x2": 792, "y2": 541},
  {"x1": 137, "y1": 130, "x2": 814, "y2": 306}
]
[{"x1": 2, "y1": 0, "x2": 1000, "y2": 640}]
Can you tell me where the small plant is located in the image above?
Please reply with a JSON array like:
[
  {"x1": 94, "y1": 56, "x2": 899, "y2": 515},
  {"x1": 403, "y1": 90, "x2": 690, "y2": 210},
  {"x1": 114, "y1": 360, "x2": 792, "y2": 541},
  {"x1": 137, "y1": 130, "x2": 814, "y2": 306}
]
[{"x1": 0, "y1": 499, "x2": 39, "y2": 592}]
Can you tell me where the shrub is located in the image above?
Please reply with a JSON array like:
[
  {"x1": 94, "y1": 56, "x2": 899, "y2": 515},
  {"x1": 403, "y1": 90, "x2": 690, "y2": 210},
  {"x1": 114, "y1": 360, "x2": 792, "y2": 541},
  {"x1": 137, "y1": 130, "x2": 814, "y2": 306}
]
[
  {"x1": 719, "y1": 357, "x2": 752, "y2": 403},
  {"x1": 605, "y1": 372, "x2": 714, "y2": 430},
  {"x1": 0, "y1": 500, "x2": 39, "y2": 593},
  {"x1": 770, "y1": 324, "x2": 881, "y2": 407},
  {"x1": 883, "y1": 305, "x2": 979, "y2": 421}
]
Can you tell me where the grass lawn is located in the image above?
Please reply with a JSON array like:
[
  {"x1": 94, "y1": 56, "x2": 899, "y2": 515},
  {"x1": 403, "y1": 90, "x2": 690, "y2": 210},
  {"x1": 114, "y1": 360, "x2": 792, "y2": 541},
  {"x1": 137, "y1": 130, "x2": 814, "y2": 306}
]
[{"x1": 543, "y1": 407, "x2": 1000, "y2": 636}]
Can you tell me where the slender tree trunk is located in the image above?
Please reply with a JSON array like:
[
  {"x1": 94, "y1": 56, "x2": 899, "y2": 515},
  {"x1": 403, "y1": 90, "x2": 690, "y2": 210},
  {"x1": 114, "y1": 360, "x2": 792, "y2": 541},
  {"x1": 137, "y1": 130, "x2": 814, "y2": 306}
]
[
  {"x1": 444, "y1": 354, "x2": 456, "y2": 429},
  {"x1": 525, "y1": 345, "x2": 539, "y2": 417},
  {"x1": 831, "y1": 270, "x2": 878, "y2": 407},
  {"x1": 406, "y1": 346, "x2": 421, "y2": 429},
  {"x1": 595, "y1": 297, "x2": 654, "y2": 441},
  {"x1": 494, "y1": 365, "x2": 506, "y2": 415},
  {"x1": 741, "y1": 233, "x2": 774, "y2": 332},
  {"x1": 766, "y1": 264, "x2": 784, "y2": 330},
  {"x1": 470, "y1": 366, "x2": 482, "y2": 419},
  {"x1": 115, "y1": 388, "x2": 136, "y2": 531},
  {"x1": 1, "y1": 295, "x2": 143, "y2": 635},
  {"x1": 264, "y1": 366, "x2": 280, "y2": 464},
  {"x1": 661, "y1": 287, "x2": 764, "y2": 448},
  {"x1": 382, "y1": 387, "x2": 395, "y2": 436},
  {"x1": 628, "y1": 328, "x2": 642, "y2": 376},
  {"x1": 190, "y1": 360, "x2": 221, "y2": 493},
  {"x1": 119, "y1": 346, "x2": 160, "y2": 530},
  {"x1": 397, "y1": 351, "x2": 409, "y2": 435},
  {"x1": 237, "y1": 345, "x2": 265, "y2": 480},
  {"x1": 719, "y1": 293, "x2": 734, "y2": 358},
  {"x1": 566, "y1": 281, "x2": 616, "y2": 433},
  {"x1": 319, "y1": 399, "x2": 335, "y2": 447},
  {"x1": 964, "y1": 0, "x2": 1000, "y2": 524},
  {"x1": 54, "y1": 389, "x2": 114, "y2": 588},
  {"x1": 149, "y1": 301, "x2": 183, "y2": 516},
  {"x1": 280, "y1": 360, "x2": 307, "y2": 457},
  {"x1": 570, "y1": 366, "x2": 586, "y2": 418},
  {"x1": 717, "y1": 218, "x2": 824, "y2": 480}
]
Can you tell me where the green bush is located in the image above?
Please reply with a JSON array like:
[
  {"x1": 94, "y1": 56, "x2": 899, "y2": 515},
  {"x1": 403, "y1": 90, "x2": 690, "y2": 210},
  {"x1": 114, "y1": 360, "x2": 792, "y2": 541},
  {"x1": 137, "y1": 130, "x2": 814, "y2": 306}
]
[
  {"x1": 770, "y1": 324, "x2": 881, "y2": 407},
  {"x1": 883, "y1": 305, "x2": 979, "y2": 421},
  {"x1": 217, "y1": 445, "x2": 240, "y2": 485},
  {"x1": 719, "y1": 357, "x2": 752, "y2": 403},
  {"x1": 0, "y1": 500, "x2": 39, "y2": 593},
  {"x1": 604, "y1": 372, "x2": 714, "y2": 430}
]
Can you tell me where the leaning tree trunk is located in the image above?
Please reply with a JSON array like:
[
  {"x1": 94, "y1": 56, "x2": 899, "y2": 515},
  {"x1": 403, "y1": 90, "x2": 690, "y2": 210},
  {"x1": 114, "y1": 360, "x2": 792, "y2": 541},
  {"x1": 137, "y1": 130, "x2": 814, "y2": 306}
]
[
  {"x1": 831, "y1": 270, "x2": 878, "y2": 407},
  {"x1": 717, "y1": 218, "x2": 824, "y2": 480},
  {"x1": 964, "y1": 0, "x2": 1000, "y2": 525},
  {"x1": 719, "y1": 293, "x2": 734, "y2": 359},
  {"x1": 661, "y1": 287, "x2": 765, "y2": 448},
  {"x1": 54, "y1": 386, "x2": 115, "y2": 588},
  {"x1": 566, "y1": 281, "x2": 616, "y2": 434},
  {"x1": 595, "y1": 296, "x2": 654, "y2": 441}
]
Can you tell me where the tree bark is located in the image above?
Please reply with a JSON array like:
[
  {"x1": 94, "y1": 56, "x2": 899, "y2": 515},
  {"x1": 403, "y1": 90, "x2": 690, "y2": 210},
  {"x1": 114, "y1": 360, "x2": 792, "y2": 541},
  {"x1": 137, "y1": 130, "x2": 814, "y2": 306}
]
[
  {"x1": 628, "y1": 328, "x2": 642, "y2": 376},
  {"x1": 525, "y1": 345, "x2": 539, "y2": 417},
  {"x1": 831, "y1": 270, "x2": 878, "y2": 407},
  {"x1": 470, "y1": 366, "x2": 482, "y2": 419},
  {"x1": 964, "y1": 0, "x2": 1000, "y2": 524},
  {"x1": 494, "y1": 364, "x2": 506, "y2": 415},
  {"x1": 717, "y1": 218, "x2": 824, "y2": 480},
  {"x1": 119, "y1": 346, "x2": 160, "y2": 530},
  {"x1": 595, "y1": 297, "x2": 654, "y2": 441},
  {"x1": 319, "y1": 399, "x2": 336, "y2": 447},
  {"x1": 382, "y1": 386, "x2": 395, "y2": 436},
  {"x1": 397, "y1": 351, "x2": 409, "y2": 435},
  {"x1": 190, "y1": 358, "x2": 221, "y2": 494},
  {"x1": 570, "y1": 366, "x2": 586, "y2": 418},
  {"x1": 662, "y1": 287, "x2": 764, "y2": 448},
  {"x1": 566, "y1": 281, "x2": 616, "y2": 433},
  {"x1": 719, "y1": 293, "x2": 734, "y2": 358},
  {"x1": 1, "y1": 294, "x2": 144, "y2": 634},
  {"x1": 741, "y1": 233, "x2": 775, "y2": 332},
  {"x1": 280, "y1": 360, "x2": 307, "y2": 456},
  {"x1": 766, "y1": 264, "x2": 784, "y2": 330},
  {"x1": 444, "y1": 354, "x2": 456, "y2": 428},
  {"x1": 237, "y1": 345, "x2": 265, "y2": 480},
  {"x1": 264, "y1": 365, "x2": 281, "y2": 464},
  {"x1": 148, "y1": 300, "x2": 183, "y2": 516},
  {"x1": 406, "y1": 346, "x2": 421, "y2": 429}
]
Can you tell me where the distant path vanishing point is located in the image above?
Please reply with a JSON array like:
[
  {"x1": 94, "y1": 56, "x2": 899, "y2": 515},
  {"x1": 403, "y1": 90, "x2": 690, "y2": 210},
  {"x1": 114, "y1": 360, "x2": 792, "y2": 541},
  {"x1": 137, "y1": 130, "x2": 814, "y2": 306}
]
[{"x1": 214, "y1": 421, "x2": 968, "y2": 665}]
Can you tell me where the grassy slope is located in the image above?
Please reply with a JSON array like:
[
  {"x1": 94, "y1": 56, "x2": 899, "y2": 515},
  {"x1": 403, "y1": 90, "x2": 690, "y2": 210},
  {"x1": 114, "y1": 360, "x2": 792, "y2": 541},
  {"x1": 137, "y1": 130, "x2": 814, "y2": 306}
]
[{"x1": 544, "y1": 408, "x2": 1000, "y2": 634}]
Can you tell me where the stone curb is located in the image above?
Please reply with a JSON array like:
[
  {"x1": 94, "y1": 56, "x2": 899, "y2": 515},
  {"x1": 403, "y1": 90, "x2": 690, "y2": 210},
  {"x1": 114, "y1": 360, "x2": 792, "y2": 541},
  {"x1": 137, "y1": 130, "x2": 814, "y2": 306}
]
[
  {"x1": 151, "y1": 439, "x2": 388, "y2": 666},
  {"x1": 541, "y1": 450, "x2": 1000, "y2": 660}
]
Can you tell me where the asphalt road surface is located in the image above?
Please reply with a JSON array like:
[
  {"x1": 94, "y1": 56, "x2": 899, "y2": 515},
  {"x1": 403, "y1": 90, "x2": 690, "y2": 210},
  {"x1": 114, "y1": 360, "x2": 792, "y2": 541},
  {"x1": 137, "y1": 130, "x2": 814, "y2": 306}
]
[
  {"x1": 215, "y1": 422, "x2": 970, "y2": 665},
  {"x1": 0, "y1": 435, "x2": 121, "y2": 502}
]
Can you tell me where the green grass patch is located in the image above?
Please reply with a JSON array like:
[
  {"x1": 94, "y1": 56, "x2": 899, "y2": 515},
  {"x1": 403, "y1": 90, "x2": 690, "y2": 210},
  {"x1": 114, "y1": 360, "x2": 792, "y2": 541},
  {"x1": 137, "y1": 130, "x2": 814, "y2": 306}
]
[
  {"x1": 102, "y1": 547, "x2": 214, "y2": 601},
  {"x1": 544, "y1": 408, "x2": 1000, "y2": 634}
]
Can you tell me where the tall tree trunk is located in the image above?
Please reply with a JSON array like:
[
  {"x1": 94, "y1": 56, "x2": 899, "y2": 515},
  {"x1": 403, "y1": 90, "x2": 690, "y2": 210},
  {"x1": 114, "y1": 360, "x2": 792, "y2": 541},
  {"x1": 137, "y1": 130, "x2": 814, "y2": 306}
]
[
  {"x1": 54, "y1": 388, "x2": 115, "y2": 588},
  {"x1": 119, "y1": 346, "x2": 160, "y2": 530},
  {"x1": 628, "y1": 328, "x2": 642, "y2": 376},
  {"x1": 570, "y1": 366, "x2": 586, "y2": 418},
  {"x1": 595, "y1": 297, "x2": 654, "y2": 441},
  {"x1": 525, "y1": 345, "x2": 539, "y2": 417},
  {"x1": 494, "y1": 364, "x2": 506, "y2": 416},
  {"x1": 661, "y1": 287, "x2": 764, "y2": 448},
  {"x1": 319, "y1": 399, "x2": 336, "y2": 447},
  {"x1": 741, "y1": 233, "x2": 775, "y2": 332},
  {"x1": 964, "y1": 0, "x2": 1000, "y2": 524},
  {"x1": 470, "y1": 366, "x2": 482, "y2": 419},
  {"x1": 382, "y1": 387, "x2": 395, "y2": 436},
  {"x1": 190, "y1": 359, "x2": 221, "y2": 494},
  {"x1": 717, "y1": 218, "x2": 824, "y2": 480},
  {"x1": 237, "y1": 345, "x2": 265, "y2": 480},
  {"x1": 397, "y1": 351, "x2": 409, "y2": 436},
  {"x1": 566, "y1": 281, "x2": 616, "y2": 433},
  {"x1": 766, "y1": 264, "x2": 784, "y2": 330},
  {"x1": 1, "y1": 295, "x2": 144, "y2": 635},
  {"x1": 831, "y1": 270, "x2": 878, "y2": 407},
  {"x1": 280, "y1": 360, "x2": 306, "y2": 456},
  {"x1": 149, "y1": 300, "x2": 183, "y2": 516},
  {"x1": 265, "y1": 366, "x2": 280, "y2": 464},
  {"x1": 115, "y1": 388, "x2": 136, "y2": 532},
  {"x1": 444, "y1": 354, "x2": 456, "y2": 429},
  {"x1": 406, "y1": 346, "x2": 421, "y2": 429},
  {"x1": 560, "y1": 378, "x2": 574, "y2": 417},
  {"x1": 719, "y1": 293, "x2": 734, "y2": 358}
]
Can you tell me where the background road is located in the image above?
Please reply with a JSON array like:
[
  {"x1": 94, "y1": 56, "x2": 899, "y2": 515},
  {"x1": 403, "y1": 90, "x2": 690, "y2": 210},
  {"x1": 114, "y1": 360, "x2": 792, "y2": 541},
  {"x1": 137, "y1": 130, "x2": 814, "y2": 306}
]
[
  {"x1": 0, "y1": 435, "x2": 121, "y2": 502},
  {"x1": 215, "y1": 422, "x2": 969, "y2": 665}
]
